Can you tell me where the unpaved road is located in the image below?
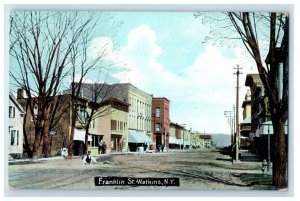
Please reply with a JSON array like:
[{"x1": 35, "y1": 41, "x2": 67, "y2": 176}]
[{"x1": 8, "y1": 149, "x2": 274, "y2": 190}]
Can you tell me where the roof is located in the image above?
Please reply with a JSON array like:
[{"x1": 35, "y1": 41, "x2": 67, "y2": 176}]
[
  {"x1": 9, "y1": 92, "x2": 24, "y2": 113},
  {"x1": 170, "y1": 122, "x2": 184, "y2": 129},
  {"x1": 152, "y1": 97, "x2": 170, "y2": 102},
  {"x1": 199, "y1": 135, "x2": 212, "y2": 140}
]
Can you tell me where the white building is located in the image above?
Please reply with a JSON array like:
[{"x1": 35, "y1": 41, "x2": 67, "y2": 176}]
[{"x1": 9, "y1": 92, "x2": 24, "y2": 156}]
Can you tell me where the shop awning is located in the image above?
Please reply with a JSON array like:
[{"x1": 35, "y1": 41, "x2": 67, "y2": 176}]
[
  {"x1": 169, "y1": 136, "x2": 182, "y2": 145},
  {"x1": 74, "y1": 129, "x2": 92, "y2": 142},
  {"x1": 259, "y1": 121, "x2": 288, "y2": 135},
  {"x1": 128, "y1": 130, "x2": 152, "y2": 144}
]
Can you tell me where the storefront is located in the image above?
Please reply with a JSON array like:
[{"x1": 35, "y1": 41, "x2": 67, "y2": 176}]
[{"x1": 128, "y1": 129, "x2": 153, "y2": 152}]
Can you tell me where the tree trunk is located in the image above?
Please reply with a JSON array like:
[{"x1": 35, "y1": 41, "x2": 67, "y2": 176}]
[
  {"x1": 84, "y1": 126, "x2": 89, "y2": 155},
  {"x1": 42, "y1": 117, "x2": 51, "y2": 157},
  {"x1": 32, "y1": 125, "x2": 42, "y2": 159},
  {"x1": 272, "y1": 117, "x2": 287, "y2": 189},
  {"x1": 23, "y1": 105, "x2": 33, "y2": 158},
  {"x1": 68, "y1": 100, "x2": 77, "y2": 159},
  {"x1": 68, "y1": 118, "x2": 75, "y2": 159}
]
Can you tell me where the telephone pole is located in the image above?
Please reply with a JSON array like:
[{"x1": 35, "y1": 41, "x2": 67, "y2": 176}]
[{"x1": 234, "y1": 65, "x2": 242, "y2": 162}]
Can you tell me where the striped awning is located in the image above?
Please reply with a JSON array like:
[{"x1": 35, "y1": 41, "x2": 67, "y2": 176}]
[{"x1": 128, "y1": 130, "x2": 152, "y2": 144}]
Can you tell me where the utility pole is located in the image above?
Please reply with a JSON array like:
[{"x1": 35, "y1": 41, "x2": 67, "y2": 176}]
[{"x1": 234, "y1": 65, "x2": 242, "y2": 162}]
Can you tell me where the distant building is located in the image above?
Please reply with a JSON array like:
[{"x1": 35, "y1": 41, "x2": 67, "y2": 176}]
[
  {"x1": 183, "y1": 128, "x2": 192, "y2": 149},
  {"x1": 152, "y1": 97, "x2": 170, "y2": 151},
  {"x1": 9, "y1": 92, "x2": 24, "y2": 157},
  {"x1": 199, "y1": 134, "x2": 212, "y2": 148},
  {"x1": 169, "y1": 122, "x2": 184, "y2": 149}
]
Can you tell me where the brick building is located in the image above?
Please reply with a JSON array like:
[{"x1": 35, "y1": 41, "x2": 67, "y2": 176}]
[{"x1": 152, "y1": 97, "x2": 170, "y2": 151}]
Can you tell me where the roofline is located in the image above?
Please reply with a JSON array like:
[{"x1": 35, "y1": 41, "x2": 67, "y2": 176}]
[
  {"x1": 115, "y1": 83, "x2": 153, "y2": 98},
  {"x1": 9, "y1": 92, "x2": 24, "y2": 113},
  {"x1": 101, "y1": 97, "x2": 130, "y2": 107},
  {"x1": 153, "y1": 97, "x2": 170, "y2": 102}
]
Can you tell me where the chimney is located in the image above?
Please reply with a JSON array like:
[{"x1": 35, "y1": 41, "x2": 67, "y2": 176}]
[{"x1": 17, "y1": 88, "x2": 24, "y2": 99}]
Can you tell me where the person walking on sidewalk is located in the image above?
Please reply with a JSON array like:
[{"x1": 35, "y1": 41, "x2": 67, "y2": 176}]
[
  {"x1": 102, "y1": 142, "x2": 107, "y2": 154},
  {"x1": 98, "y1": 139, "x2": 103, "y2": 154}
]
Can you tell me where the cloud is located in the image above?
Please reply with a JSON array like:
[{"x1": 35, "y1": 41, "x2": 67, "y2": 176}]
[{"x1": 108, "y1": 25, "x2": 257, "y2": 133}]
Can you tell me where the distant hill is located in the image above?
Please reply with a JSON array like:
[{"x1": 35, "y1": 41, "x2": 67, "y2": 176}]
[{"x1": 211, "y1": 134, "x2": 231, "y2": 147}]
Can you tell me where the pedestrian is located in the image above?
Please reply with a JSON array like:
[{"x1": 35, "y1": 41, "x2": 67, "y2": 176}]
[
  {"x1": 102, "y1": 142, "x2": 107, "y2": 154},
  {"x1": 161, "y1": 144, "x2": 165, "y2": 152},
  {"x1": 83, "y1": 151, "x2": 96, "y2": 165},
  {"x1": 98, "y1": 139, "x2": 103, "y2": 154}
]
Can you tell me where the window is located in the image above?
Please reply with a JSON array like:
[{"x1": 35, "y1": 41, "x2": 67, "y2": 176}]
[
  {"x1": 111, "y1": 120, "x2": 117, "y2": 130},
  {"x1": 155, "y1": 123, "x2": 160, "y2": 132},
  {"x1": 9, "y1": 106, "x2": 15, "y2": 118},
  {"x1": 155, "y1": 107, "x2": 160, "y2": 118},
  {"x1": 91, "y1": 135, "x2": 102, "y2": 147},
  {"x1": 77, "y1": 106, "x2": 87, "y2": 123},
  {"x1": 10, "y1": 130, "x2": 19, "y2": 146},
  {"x1": 120, "y1": 121, "x2": 123, "y2": 131}
]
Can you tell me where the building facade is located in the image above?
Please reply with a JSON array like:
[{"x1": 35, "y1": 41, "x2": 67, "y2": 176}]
[
  {"x1": 152, "y1": 97, "x2": 170, "y2": 151},
  {"x1": 112, "y1": 83, "x2": 153, "y2": 151},
  {"x1": 90, "y1": 98, "x2": 129, "y2": 155},
  {"x1": 169, "y1": 122, "x2": 184, "y2": 149},
  {"x1": 240, "y1": 89, "x2": 252, "y2": 149},
  {"x1": 245, "y1": 74, "x2": 270, "y2": 155},
  {"x1": 9, "y1": 92, "x2": 24, "y2": 157},
  {"x1": 183, "y1": 129, "x2": 192, "y2": 149},
  {"x1": 199, "y1": 134, "x2": 212, "y2": 148}
]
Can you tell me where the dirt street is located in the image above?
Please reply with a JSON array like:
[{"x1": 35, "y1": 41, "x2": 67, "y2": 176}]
[{"x1": 8, "y1": 148, "x2": 274, "y2": 190}]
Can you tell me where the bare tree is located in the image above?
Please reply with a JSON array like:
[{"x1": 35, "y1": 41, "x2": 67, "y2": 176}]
[
  {"x1": 65, "y1": 14, "x2": 124, "y2": 158},
  {"x1": 195, "y1": 12, "x2": 288, "y2": 189},
  {"x1": 9, "y1": 11, "x2": 103, "y2": 158}
]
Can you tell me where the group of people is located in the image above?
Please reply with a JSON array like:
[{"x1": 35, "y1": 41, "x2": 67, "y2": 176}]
[
  {"x1": 98, "y1": 140, "x2": 107, "y2": 155},
  {"x1": 83, "y1": 139, "x2": 107, "y2": 165}
]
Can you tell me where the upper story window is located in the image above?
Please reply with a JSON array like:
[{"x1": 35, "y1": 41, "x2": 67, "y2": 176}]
[
  {"x1": 76, "y1": 106, "x2": 88, "y2": 123},
  {"x1": 155, "y1": 107, "x2": 160, "y2": 118},
  {"x1": 9, "y1": 106, "x2": 15, "y2": 118},
  {"x1": 111, "y1": 120, "x2": 117, "y2": 130}
]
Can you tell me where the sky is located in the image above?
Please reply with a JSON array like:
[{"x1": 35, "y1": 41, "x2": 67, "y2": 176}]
[
  {"x1": 87, "y1": 11, "x2": 259, "y2": 134},
  {"x1": 7, "y1": 11, "x2": 261, "y2": 135}
]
